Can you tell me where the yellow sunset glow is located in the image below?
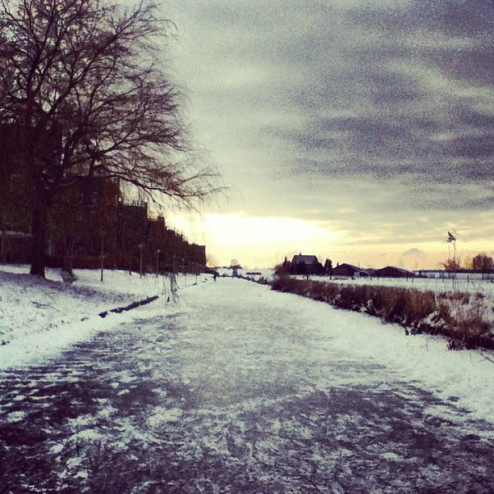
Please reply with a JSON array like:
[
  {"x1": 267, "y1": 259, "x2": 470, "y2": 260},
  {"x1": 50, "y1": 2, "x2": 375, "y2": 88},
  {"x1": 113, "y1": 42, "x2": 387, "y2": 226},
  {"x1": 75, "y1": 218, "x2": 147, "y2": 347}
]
[
  {"x1": 167, "y1": 212, "x2": 343, "y2": 268},
  {"x1": 166, "y1": 211, "x2": 494, "y2": 270}
]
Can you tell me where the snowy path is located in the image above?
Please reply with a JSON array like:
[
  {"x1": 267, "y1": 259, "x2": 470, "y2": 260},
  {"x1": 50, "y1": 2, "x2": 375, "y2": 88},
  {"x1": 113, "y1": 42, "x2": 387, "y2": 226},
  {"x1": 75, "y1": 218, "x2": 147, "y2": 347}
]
[{"x1": 1, "y1": 278, "x2": 493, "y2": 493}]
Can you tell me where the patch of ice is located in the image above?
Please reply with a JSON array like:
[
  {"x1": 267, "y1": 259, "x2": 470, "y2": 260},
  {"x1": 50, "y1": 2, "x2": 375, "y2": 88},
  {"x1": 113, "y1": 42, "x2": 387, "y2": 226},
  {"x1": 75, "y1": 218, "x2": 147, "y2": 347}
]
[
  {"x1": 50, "y1": 443, "x2": 65, "y2": 454},
  {"x1": 97, "y1": 406, "x2": 117, "y2": 419},
  {"x1": 68, "y1": 414, "x2": 98, "y2": 428},
  {"x1": 72, "y1": 428, "x2": 106, "y2": 441},
  {"x1": 66, "y1": 457, "x2": 84, "y2": 470},
  {"x1": 147, "y1": 407, "x2": 183, "y2": 427},
  {"x1": 6, "y1": 410, "x2": 26, "y2": 422},
  {"x1": 381, "y1": 452, "x2": 403, "y2": 462}
]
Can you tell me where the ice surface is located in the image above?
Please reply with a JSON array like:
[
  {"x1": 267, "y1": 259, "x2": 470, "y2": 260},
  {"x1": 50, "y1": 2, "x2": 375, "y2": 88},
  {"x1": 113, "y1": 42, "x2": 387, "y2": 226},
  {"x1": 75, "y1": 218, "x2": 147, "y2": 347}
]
[{"x1": 0, "y1": 265, "x2": 493, "y2": 425}]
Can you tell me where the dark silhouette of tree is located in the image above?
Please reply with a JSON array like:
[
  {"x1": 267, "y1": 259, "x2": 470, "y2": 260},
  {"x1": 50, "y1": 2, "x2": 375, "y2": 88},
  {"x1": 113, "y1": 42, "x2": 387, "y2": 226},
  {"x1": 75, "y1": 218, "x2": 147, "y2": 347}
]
[
  {"x1": 442, "y1": 258, "x2": 461, "y2": 271},
  {"x1": 472, "y1": 253, "x2": 494, "y2": 273},
  {"x1": 0, "y1": 0, "x2": 219, "y2": 277}
]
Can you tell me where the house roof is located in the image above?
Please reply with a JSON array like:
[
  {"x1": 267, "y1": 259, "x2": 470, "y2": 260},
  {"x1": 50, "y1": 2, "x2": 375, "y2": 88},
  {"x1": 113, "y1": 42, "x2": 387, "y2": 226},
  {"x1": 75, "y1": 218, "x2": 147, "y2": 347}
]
[
  {"x1": 332, "y1": 263, "x2": 369, "y2": 276},
  {"x1": 332, "y1": 263, "x2": 369, "y2": 275},
  {"x1": 375, "y1": 266, "x2": 415, "y2": 276},
  {"x1": 292, "y1": 254, "x2": 319, "y2": 265}
]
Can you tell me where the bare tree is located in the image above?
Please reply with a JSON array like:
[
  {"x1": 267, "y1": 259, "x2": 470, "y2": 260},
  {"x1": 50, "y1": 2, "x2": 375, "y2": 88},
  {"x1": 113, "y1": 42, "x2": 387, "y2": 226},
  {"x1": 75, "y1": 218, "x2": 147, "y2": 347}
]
[
  {"x1": 442, "y1": 257, "x2": 461, "y2": 271},
  {"x1": 472, "y1": 253, "x2": 494, "y2": 273},
  {"x1": 0, "y1": 0, "x2": 218, "y2": 277}
]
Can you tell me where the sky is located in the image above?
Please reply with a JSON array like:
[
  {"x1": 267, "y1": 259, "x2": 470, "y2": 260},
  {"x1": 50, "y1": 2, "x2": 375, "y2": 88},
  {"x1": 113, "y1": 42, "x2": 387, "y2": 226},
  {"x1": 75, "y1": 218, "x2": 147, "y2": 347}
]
[{"x1": 162, "y1": 0, "x2": 494, "y2": 269}]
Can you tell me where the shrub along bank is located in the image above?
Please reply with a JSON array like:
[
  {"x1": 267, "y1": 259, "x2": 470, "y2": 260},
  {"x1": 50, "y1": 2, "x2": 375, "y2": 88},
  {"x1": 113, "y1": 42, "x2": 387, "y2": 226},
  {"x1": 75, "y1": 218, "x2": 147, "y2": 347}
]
[{"x1": 271, "y1": 276, "x2": 494, "y2": 350}]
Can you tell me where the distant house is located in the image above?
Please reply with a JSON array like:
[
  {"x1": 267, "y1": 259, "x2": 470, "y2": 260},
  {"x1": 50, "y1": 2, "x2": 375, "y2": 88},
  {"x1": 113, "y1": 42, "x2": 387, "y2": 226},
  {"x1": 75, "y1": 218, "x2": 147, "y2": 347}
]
[
  {"x1": 331, "y1": 263, "x2": 369, "y2": 278},
  {"x1": 290, "y1": 254, "x2": 324, "y2": 275},
  {"x1": 374, "y1": 266, "x2": 415, "y2": 278}
]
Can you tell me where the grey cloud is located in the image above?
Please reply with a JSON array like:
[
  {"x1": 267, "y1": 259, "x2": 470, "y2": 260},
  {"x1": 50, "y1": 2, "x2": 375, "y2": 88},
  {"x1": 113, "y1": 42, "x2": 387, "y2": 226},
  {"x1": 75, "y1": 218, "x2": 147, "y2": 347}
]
[
  {"x1": 425, "y1": 0, "x2": 494, "y2": 37},
  {"x1": 457, "y1": 109, "x2": 494, "y2": 130},
  {"x1": 168, "y1": 0, "x2": 494, "y2": 250},
  {"x1": 271, "y1": 1, "x2": 494, "y2": 199},
  {"x1": 347, "y1": 0, "x2": 494, "y2": 40},
  {"x1": 340, "y1": 1, "x2": 494, "y2": 97},
  {"x1": 450, "y1": 136, "x2": 494, "y2": 160},
  {"x1": 427, "y1": 46, "x2": 494, "y2": 86}
]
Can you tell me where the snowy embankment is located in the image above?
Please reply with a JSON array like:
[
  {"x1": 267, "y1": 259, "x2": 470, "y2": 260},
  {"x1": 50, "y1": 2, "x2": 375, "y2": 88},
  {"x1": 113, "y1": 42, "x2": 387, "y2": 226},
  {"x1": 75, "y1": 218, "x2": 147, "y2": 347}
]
[
  {"x1": 241, "y1": 269, "x2": 494, "y2": 349},
  {"x1": 271, "y1": 277, "x2": 494, "y2": 350},
  {"x1": 0, "y1": 265, "x2": 199, "y2": 369},
  {"x1": 1, "y1": 265, "x2": 494, "y2": 423}
]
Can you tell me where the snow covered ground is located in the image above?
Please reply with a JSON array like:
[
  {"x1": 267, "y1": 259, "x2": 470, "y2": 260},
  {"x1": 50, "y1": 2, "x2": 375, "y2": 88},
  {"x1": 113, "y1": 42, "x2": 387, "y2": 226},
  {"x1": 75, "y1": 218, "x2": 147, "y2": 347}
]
[
  {"x1": 1, "y1": 264, "x2": 493, "y2": 425},
  {"x1": 0, "y1": 265, "x2": 199, "y2": 369},
  {"x1": 316, "y1": 274, "x2": 494, "y2": 296}
]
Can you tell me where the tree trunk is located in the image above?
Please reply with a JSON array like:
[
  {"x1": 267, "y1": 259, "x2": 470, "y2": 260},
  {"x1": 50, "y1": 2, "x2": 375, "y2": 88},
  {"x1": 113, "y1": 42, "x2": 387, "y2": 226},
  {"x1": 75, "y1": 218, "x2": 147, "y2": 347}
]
[
  {"x1": 0, "y1": 216, "x2": 6, "y2": 263},
  {"x1": 62, "y1": 234, "x2": 75, "y2": 279},
  {"x1": 0, "y1": 231, "x2": 5, "y2": 263},
  {"x1": 29, "y1": 197, "x2": 48, "y2": 278}
]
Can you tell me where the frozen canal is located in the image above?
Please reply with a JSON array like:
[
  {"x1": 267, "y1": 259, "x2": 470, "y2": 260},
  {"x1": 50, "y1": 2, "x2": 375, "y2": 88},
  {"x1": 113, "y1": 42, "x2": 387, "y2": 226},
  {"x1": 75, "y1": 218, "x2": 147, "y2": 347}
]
[{"x1": 1, "y1": 278, "x2": 493, "y2": 493}]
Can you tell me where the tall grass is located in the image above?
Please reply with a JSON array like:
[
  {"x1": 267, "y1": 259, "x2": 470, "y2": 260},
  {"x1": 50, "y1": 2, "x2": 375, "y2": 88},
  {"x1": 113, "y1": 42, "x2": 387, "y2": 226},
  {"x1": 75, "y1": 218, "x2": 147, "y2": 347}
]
[{"x1": 271, "y1": 276, "x2": 494, "y2": 350}]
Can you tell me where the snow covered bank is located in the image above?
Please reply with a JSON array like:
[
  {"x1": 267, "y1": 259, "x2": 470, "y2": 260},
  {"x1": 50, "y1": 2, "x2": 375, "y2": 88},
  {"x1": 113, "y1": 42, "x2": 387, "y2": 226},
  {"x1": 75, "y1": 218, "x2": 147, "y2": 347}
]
[
  {"x1": 272, "y1": 277, "x2": 494, "y2": 350},
  {"x1": 0, "y1": 265, "x2": 200, "y2": 369}
]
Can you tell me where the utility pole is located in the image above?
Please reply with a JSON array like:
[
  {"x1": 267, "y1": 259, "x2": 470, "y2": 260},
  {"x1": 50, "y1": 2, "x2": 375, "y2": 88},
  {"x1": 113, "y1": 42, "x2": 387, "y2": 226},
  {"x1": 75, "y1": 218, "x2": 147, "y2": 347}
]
[
  {"x1": 138, "y1": 243, "x2": 143, "y2": 278},
  {"x1": 156, "y1": 249, "x2": 161, "y2": 276},
  {"x1": 100, "y1": 233, "x2": 105, "y2": 282}
]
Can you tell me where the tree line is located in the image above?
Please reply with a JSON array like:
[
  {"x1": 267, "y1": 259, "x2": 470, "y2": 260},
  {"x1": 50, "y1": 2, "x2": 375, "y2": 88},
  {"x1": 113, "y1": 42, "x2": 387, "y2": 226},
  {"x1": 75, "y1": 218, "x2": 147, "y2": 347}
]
[
  {"x1": 443, "y1": 253, "x2": 494, "y2": 273},
  {"x1": 0, "y1": 0, "x2": 219, "y2": 278}
]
